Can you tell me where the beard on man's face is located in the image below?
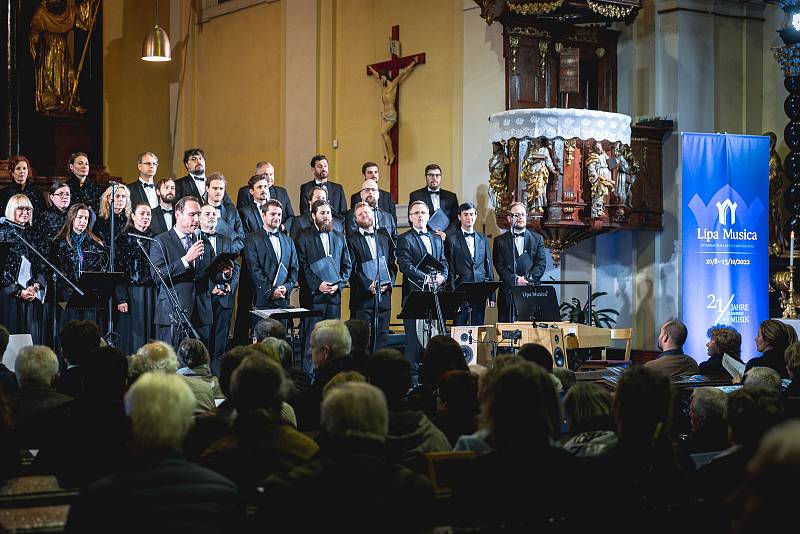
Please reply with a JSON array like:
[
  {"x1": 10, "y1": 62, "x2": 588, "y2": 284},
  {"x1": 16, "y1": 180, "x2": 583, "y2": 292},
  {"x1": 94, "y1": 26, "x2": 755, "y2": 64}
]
[{"x1": 317, "y1": 220, "x2": 333, "y2": 233}]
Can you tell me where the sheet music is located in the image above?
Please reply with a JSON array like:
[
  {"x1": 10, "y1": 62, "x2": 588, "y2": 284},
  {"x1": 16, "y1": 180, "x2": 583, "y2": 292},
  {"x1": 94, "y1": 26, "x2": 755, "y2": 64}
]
[
  {"x1": 363, "y1": 257, "x2": 392, "y2": 285},
  {"x1": 722, "y1": 354, "x2": 745, "y2": 382},
  {"x1": 273, "y1": 263, "x2": 289, "y2": 287},
  {"x1": 250, "y1": 307, "x2": 310, "y2": 319},
  {"x1": 17, "y1": 256, "x2": 45, "y2": 303},
  {"x1": 428, "y1": 208, "x2": 449, "y2": 233}
]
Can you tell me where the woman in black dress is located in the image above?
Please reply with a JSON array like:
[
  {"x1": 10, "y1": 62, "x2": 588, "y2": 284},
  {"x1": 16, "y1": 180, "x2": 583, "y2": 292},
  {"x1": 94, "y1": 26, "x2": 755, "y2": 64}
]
[
  {"x1": 41, "y1": 181, "x2": 72, "y2": 239},
  {"x1": 0, "y1": 156, "x2": 46, "y2": 217},
  {"x1": 0, "y1": 194, "x2": 46, "y2": 344},
  {"x1": 93, "y1": 185, "x2": 130, "y2": 246},
  {"x1": 114, "y1": 202, "x2": 156, "y2": 355},
  {"x1": 50, "y1": 203, "x2": 107, "y2": 325}
]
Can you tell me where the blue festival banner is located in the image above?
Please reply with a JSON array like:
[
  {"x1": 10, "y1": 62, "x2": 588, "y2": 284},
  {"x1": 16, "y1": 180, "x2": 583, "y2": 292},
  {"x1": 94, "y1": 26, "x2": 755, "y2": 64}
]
[{"x1": 681, "y1": 133, "x2": 769, "y2": 361}]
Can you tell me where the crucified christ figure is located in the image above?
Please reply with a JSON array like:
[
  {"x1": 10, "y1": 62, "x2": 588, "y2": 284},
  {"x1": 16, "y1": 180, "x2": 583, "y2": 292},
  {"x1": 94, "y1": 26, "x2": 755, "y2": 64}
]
[{"x1": 368, "y1": 58, "x2": 418, "y2": 166}]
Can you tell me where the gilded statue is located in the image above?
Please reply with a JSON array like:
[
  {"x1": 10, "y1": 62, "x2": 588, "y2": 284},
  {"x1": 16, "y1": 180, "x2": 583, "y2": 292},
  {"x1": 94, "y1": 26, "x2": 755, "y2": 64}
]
[
  {"x1": 367, "y1": 58, "x2": 418, "y2": 166},
  {"x1": 488, "y1": 141, "x2": 508, "y2": 203},
  {"x1": 29, "y1": 0, "x2": 98, "y2": 114},
  {"x1": 587, "y1": 141, "x2": 613, "y2": 218},
  {"x1": 613, "y1": 141, "x2": 639, "y2": 207},
  {"x1": 520, "y1": 137, "x2": 558, "y2": 213},
  {"x1": 765, "y1": 131, "x2": 787, "y2": 256}
]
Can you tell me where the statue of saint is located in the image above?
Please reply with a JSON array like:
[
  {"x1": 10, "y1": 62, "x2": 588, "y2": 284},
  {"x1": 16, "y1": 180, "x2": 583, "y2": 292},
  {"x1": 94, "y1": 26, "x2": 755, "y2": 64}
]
[
  {"x1": 29, "y1": 0, "x2": 97, "y2": 114},
  {"x1": 520, "y1": 137, "x2": 558, "y2": 213},
  {"x1": 587, "y1": 141, "x2": 613, "y2": 218},
  {"x1": 488, "y1": 141, "x2": 509, "y2": 199},
  {"x1": 368, "y1": 58, "x2": 418, "y2": 166},
  {"x1": 766, "y1": 131, "x2": 787, "y2": 256},
  {"x1": 613, "y1": 141, "x2": 638, "y2": 207}
]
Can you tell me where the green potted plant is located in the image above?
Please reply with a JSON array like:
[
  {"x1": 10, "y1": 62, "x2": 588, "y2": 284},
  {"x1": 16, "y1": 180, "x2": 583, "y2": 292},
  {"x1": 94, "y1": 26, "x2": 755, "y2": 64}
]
[{"x1": 559, "y1": 291, "x2": 619, "y2": 328}]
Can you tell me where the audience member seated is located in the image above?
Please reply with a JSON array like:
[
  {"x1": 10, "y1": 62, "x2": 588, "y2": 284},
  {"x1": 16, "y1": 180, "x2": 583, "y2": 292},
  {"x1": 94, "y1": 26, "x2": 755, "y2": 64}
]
[
  {"x1": 290, "y1": 320, "x2": 357, "y2": 432},
  {"x1": 137, "y1": 341, "x2": 214, "y2": 414},
  {"x1": 199, "y1": 355, "x2": 319, "y2": 498},
  {"x1": 367, "y1": 348, "x2": 450, "y2": 473},
  {"x1": 745, "y1": 319, "x2": 797, "y2": 379},
  {"x1": 259, "y1": 382, "x2": 434, "y2": 533},
  {"x1": 679, "y1": 387, "x2": 729, "y2": 465},
  {"x1": 177, "y1": 339, "x2": 222, "y2": 399},
  {"x1": 0, "y1": 325, "x2": 18, "y2": 396},
  {"x1": 407, "y1": 335, "x2": 468, "y2": 419},
  {"x1": 695, "y1": 386, "x2": 785, "y2": 506},
  {"x1": 345, "y1": 318, "x2": 371, "y2": 373},
  {"x1": 451, "y1": 361, "x2": 580, "y2": 528},
  {"x1": 743, "y1": 366, "x2": 782, "y2": 393},
  {"x1": 56, "y1": 320, "x2": 101, "y2": 398},
  {"x1": 36, "y1": 347, "x2": 130, "y2": 488},
  {"x1": 0, "y1": 386, "x2": 20, "y2": 482},
  {"x1": 252, "y1": 318, "x2": 286, "y2": 342},
  {"x1": 784, "y1": 343, "x2": 800, "y2": 418},
  {"x1": 561, "y1": 382, "x2": 617, "y2": 457},
  {"x1": 65, "y1": 373, "x2": 245, "y2": 533},
  {"x1": 592, "y1": 366, "x2": 693, "y2": 509},
  {"x1": 261, "y1": 337, "x2": 310, "y2": 398},
  {"x1": 699, "y1": 325, "x2": 742, "y2": 377},
  {"x1": 322, "y1": 370, "x2": 366, "y2": 399},
  {"x1": 732, "y1": 420, "x2": 800, "y2": 533},
  {"x1": 126, "y1": 353, "x2": 157, "y2": 387},
  {"x1": 645, "y1": 319, "x2": 699, "y2": 378},
  {"x1": 452, "y1": 354, "x2": 524, "y2": 454},
  {"x1": 432, "y1": 370, "x2": 479, "y2": 446},
  {"x1": 554, "y1": 367, "x2": 576, "y2": 394},
  {"x1": 517, "y1": 342, "x2": 563, "y2": 393},
  {"x1": 10, "y1": 346, "x2": 72, "y2": 449}
]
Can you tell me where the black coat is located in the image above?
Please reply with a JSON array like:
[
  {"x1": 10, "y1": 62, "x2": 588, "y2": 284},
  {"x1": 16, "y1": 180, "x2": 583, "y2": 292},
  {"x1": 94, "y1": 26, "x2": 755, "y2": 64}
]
[
  {"x1": 149, "y1": 206, "x2": 174, "y2": 237},
  {"x1": 296, "y1": 227, "x2": 352, "y2": 308},
  {"x1": 350, "y1": 188, "x2": 397, "y2": 222},
  {"x1": 0, "y1": 182, "x2": 46, "y2": 218},
  {"x1": 346, "y1": 228, "x2": 397, "y2": 313},
  {"x1": 67, "y1": 176, "x2": 104, "y2": 214},
  {"x1": 237, "y1": 202, "x2": 264, "y2": 235},
  {"x1": 444, "y1": 228, "x2": 495, "y2": 298},
  {"x1": 299, "y1": 180, "x2": 347, "y2": 220},
  {"x1": 287, "y1": 212, "x2": 343, "y2": 240},
  {"x1": 396, "y1": 228, "x2": 449, "y2": 302},
  {"x1": 174, "y1": 174, "x2": 234, "y2": 206},
  {"x1": 244, "y1": 227, "x2": 298, "y2": 309},
  {"x1": 48, "y1": 234, "x2": 107, "y2": 301},
  {"x1": 149, "y1": 228, "x2": 220, "y2": 326},
  {"x1": 344, "y1": 207, "x2": 397, "y2": 241},
  {"x1": 41, "y1": 205, "x2": 68, "y2": 239},
  {"x1": 126, "y1": 180, "x2": 159, "y2": 209},
  {"x1": 492, "y1": 228, "x2": 546, "y2": 303},
  {"x1": 409, "y1": 187, "x2": 459, "y2": 230},
  {"x1": 209, "y1": 202, "x2": 245, "y2": 242},
  {"x1": 236, "y1": 185, "x2": 295, "y2": 222}
]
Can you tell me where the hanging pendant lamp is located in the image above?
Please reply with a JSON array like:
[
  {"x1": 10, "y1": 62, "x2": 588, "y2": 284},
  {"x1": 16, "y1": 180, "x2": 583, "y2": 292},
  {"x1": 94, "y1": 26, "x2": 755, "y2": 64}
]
[{"x1": 142, "y1": 0, "x2": 171, "y2": 62}]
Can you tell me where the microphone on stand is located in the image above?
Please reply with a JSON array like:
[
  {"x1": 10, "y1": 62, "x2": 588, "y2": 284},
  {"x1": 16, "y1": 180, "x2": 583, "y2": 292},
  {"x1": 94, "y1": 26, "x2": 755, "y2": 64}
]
[
  {"x1": 132, "y1": 234, "x2": 158, "y2": 242},
  {"x1": 108, "y1": 180, "x2": 120, "y2": 186},
  {"x1": 0, "y1": 217, "x2": 24, "y2": 229}
]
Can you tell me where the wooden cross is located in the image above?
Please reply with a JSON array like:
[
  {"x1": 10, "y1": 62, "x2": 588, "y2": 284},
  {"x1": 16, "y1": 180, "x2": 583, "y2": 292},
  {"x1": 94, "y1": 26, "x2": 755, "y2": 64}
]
[{"x1": 366, "y1": 25, "x2": 426, "y2": 202}]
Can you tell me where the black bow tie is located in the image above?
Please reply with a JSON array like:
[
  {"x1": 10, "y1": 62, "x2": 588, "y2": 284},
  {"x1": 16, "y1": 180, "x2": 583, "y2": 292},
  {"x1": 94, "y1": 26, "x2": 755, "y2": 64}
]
[
  {"x1": 513, "y1": 232, "x2": 525, "y2": 238},
  {"x1": 163, "y1": 209, "x2": 173, "y2": 214},
  {"x1": 267, "y1": 231, "x2": 279, "y2": 237},
  {"x1": 428, "y1": 190, "x2": 440, "y2": 195},
  {"x1": 362, "y1": 232, "x2": 375, "y2": 238},
  {"x1": 142, "y1": 182, "x2": 154, "y2": 189},
  {"x1": 418, "y1": 231, "x2": 430, "y2": 237},
  {"x1": 192, "y1": 175, "x2": 205, "y2": 181},
  {"x1": 463, "y1": 232, "x2": 475, "y2": 238}
]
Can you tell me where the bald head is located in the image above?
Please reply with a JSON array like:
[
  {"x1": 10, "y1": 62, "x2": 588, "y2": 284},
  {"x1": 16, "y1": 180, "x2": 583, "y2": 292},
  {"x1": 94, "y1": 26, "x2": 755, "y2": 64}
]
[{"x1": 360, "y1": 179, "x2": 380, "y2": 207}]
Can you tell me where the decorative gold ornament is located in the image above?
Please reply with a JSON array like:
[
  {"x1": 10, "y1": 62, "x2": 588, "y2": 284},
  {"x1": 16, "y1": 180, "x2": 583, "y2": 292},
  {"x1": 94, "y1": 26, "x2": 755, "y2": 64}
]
[
  {"x1": 489, "y1": 142, "x2": 509, "y2": 199},
  {"x1": 564, "y1": 139, "x2": 576, "y2": 166},
  {"x1": 508, "y1": 26, "x2": 551, "y2": 39},
  {"x1": 554, "y1": 42, "x2": 562, "y2": 54},
  {"x1": 565, "y1": 27, "x2": 598, "y2": 44},
  {"x1": 509, "y1": 36, "x2": 519, "y2": 76},
  {"x1": 596, "y1": 47, "x2": 606, "y2": 58},
  {"x1": 586, "y1": 0, "x2": 635, "y2": 20},
  {"x1": 538, "y1": 41, "x2": 549, "y2": 79},
  {"x1": 508, "y1": 138, "x2": 518, "y2": 163},
  {"x1": 507, "y1": 0, "x2": 564, "y2": 16}
]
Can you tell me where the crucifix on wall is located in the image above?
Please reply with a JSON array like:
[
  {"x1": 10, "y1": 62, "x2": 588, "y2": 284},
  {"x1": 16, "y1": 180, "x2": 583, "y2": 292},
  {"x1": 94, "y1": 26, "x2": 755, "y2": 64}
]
[{"x1": 366, "y1": 25, "x2": 425, "y2": 201}]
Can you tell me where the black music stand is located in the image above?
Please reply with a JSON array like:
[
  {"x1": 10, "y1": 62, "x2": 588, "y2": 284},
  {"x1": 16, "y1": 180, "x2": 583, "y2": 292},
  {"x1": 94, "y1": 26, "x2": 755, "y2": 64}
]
[
  {"x1": 250, "y1": 308, "x2": 323, "y2": 368},
  {"x1": 511, "y1": 285, "x2": 560, "y2": 322},
  {"x1": 455, "y1": 281, "x2": 502, "y2": 324},
  {"x1": 63, "y1": 272, "x2": 124, "y2": 310},
  {"x1": 399, "y1": 290, "x2": 465, "y2": 347}
]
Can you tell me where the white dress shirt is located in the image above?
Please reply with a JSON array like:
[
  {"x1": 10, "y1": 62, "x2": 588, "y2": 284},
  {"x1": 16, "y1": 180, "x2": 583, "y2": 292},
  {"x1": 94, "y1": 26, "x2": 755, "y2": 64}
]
[
  {"x1": 140, "y1": 179, "x2": 158, "y2": 208},
  {"x1": 361, "y1": 227, "x2": 377, "y2": 260}
]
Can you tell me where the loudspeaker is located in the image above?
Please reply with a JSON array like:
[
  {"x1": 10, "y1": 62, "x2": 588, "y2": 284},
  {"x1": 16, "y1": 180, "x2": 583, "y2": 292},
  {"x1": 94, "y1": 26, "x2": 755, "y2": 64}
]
[
  {"x1": 531, "y1": 327, "x2": 569, "y2": 369},
  {"x1": 451, "y1": 326, "x2": 495, "y2": 366}
]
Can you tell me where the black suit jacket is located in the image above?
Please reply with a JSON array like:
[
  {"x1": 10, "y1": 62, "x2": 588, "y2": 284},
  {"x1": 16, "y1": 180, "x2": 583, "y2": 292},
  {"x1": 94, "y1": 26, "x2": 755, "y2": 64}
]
[
  {"x1": 445, "y1": 228, "x2": 495, "y2": 301},
  {"x1": 492, "y1": 229, "x2": 547, "y2": 299},
  {"x1": 208, "y1": 202, "x2": 245, "y2": 243},
  {"x1": 288, "y1": 212, "x2": 343, "y2": 241},
  {"x1": 299, "y1": 180, "x2": 347, "y2": 220},
  {"x1": 350, "y1": 189, "x2": 397, "y2": 223},
  {"x1": 150, "y1": 228, "x2": 220, "y2": 326},
  {"x1": 296, "y1": 227, "x2": 352, "y2": 307},
  {"x1": 205, "y1": 232, "x2": 241, "y2": 309},
  {"x1": 344, "y1": 207, "x2": 398, "y2": 242},
  {"x1": 127, "y1": 180, "x2": 158, "y2": 209},
  {"x1": 244, "y1": 228, "x2": 299, "y2": 309},
  {"x1": 409, "y1": 187, "x2": 459, "y2": 230},
  {"x1": 238, "y1": 203, "x2": 264, "y2": 235},
  {"x1": 236, "y1": 185, "x2": 295, "y2": 222},
  {"x1": 346, "y1": 228, "x2": 397, "y2": 313},
  {"x1": 175, "y1": 174, "x2": 233, "y2": 205},
  {"x1": 67, "y1": 176, "x2": 104, "y2": 214},
  {"x1": 149, "y1": 206, "x2": 174, "y2": 236},
  {"x1": 396, "y1": 229, "x2": 449, "y2": 303}
]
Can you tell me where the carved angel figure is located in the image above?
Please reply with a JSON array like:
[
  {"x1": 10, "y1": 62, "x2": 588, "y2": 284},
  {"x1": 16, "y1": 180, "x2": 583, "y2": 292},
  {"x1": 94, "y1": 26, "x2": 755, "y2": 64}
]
[
  {"x1": 613, "y1": 141, "x2": 639, "y2": 207},
  {"x1": 489, "y1": 141, "x2": 508, "y2": 198},
  {"x1": 520, "y1": 137, "x2": 558, "y2": 213},
  {"x1": 766, "y1": 131, "x2": 787, "y2": 256},
  {"x1": 587, "y1": 141, "x2": 614, "y2": 218}
]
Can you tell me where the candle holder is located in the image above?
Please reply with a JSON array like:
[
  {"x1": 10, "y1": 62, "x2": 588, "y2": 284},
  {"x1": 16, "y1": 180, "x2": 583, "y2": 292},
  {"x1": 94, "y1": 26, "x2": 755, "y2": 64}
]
[{"x1": 784, "y1": 265, "x2": 798, "y2": 319}]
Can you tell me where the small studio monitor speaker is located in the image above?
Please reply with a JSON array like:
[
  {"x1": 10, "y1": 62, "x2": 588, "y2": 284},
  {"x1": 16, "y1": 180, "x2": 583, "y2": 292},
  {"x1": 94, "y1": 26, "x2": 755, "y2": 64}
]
[
  {"x1": 451, "y1": 326, "x2": 495, "y2": 366},
  {"x1": 522, "y1": 325, "x2": 569, "y2": 369}
]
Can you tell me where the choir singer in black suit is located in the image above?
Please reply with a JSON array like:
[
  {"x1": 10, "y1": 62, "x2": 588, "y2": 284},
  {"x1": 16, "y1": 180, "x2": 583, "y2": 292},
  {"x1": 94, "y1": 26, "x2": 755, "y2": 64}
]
[
  {"x1": 238, "y1": 173, "x2": 269, "y2": 235},
  {"x1": 296, "y1": 199, "x2": 352, "y2": 376},
  {"x1": 288, "y1": 185, "x2": 343, "y2": 239},
  {"x1": 199, "y1": 204, "x2": 241, "y2": 375},
  {"x1": 149, "y1": 196, "x2": 218, "y2": 349},
  {"x1": 445, "y1": 202, "x2": 495, "y2": 326},
  {"x1": 204, "y1": 173, "x2": 244, "y2": 242},
  {"x1": 174, "y1": 148, "x2": 233, "y2": 205},
  {"x1": 127, "y1": 152, "x2": 160, "y2": 209},
  {"x1": 299, "y1": 155, "x2": 347, "y2": 221},
  {"x1": 236, "y1": 161, "x2": 295, "y2": 224},
  {"x1": 347, "y1": 202, "x2": 397, "y2": 351},
  {"x1": 348, "y1": 161, "x2": 397, "y2": 223},
  {"x1": 344, "y1": 178, "x2": 397, "y2": 241},
  {"x1": 408, "y1": 163, "x2": 459, "y2": 238},
  {"x1": 148, "y1": 178, "x2": 176, "y2": 236},
  {"x1": 492, "y1": 202, "x2": 547, "y2": 323},
  {"x1": 397, "y1": 200, "x2": 449, "y2": 378}
]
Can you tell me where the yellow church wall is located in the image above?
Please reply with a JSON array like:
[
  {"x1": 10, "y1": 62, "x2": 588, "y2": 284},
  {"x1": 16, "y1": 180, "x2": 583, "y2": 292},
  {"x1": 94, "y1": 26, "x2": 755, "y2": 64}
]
[{"x1": 102, "y1": 0, "x2": 172, "y2": 179}]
